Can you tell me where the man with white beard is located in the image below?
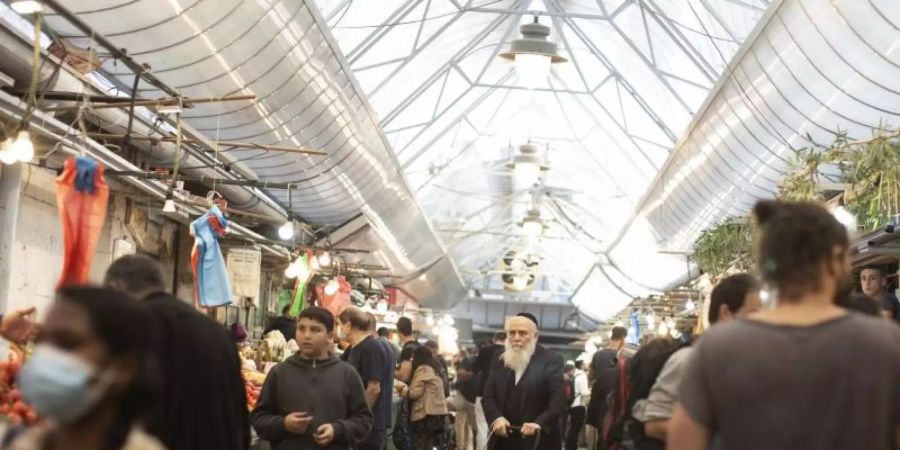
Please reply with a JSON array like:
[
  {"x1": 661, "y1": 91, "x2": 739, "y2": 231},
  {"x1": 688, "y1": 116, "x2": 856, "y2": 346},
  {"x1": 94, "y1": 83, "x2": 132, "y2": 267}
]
[{"x1": 482, "y1": 313, "x2": 567, "y2": 450}]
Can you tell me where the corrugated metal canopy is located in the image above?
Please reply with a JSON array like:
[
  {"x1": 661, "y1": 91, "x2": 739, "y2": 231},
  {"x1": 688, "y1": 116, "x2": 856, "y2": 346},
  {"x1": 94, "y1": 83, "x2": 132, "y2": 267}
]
[{"x1": 40, "y1": 0, "x2": 467, "y2": 307}]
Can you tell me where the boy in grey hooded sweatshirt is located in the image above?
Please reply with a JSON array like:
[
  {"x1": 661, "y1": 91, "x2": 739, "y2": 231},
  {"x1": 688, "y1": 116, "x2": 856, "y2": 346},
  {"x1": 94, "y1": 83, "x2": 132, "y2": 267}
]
[{"x1": 252, "y1": 307, "x2": 373, "y2": 450}]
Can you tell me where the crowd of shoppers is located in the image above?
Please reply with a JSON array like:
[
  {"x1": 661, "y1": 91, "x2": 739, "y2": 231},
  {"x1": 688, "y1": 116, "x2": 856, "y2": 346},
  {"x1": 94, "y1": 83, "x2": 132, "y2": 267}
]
[{"x1": 0, "y1": 200, "x2": 898, "y2": 450}]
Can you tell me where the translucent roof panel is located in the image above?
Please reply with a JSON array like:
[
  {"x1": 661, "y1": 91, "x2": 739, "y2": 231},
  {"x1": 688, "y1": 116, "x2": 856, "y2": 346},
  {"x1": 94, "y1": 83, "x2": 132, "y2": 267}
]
[{"x1": 315, "y1": 0, "x2": 771, "y2": 320}]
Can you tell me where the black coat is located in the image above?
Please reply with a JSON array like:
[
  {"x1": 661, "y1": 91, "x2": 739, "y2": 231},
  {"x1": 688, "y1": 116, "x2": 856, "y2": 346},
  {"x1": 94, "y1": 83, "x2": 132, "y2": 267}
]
[
  {"x1": 143, "y1": 293, "x2": 250, "y2": 450},
  {"x1": 481, "y1": 345, "x2": 567, "y2": 450}
]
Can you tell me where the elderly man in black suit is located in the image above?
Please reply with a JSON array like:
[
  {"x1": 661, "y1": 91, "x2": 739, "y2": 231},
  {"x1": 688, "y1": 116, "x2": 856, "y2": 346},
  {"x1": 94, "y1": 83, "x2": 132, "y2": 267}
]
[{"x1": 482, "y1": 313, "x2": 567, "y2": 450}]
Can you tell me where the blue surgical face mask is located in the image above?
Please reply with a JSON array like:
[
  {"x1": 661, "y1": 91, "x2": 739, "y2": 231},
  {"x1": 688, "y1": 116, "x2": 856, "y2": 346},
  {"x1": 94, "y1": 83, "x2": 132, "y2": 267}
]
[{"x1": 17, "y1": 344, "x2": 105, "y2": 423}]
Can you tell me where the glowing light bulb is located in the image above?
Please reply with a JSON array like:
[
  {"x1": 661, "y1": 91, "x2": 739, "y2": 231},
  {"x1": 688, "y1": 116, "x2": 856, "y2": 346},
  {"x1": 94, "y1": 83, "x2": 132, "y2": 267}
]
[
  {"x1": 0, "y1": 139, "x2": 17, "y2": 165},
  {"x1": 425, "y1": 315, "x2": 435, "y2": 326},
  {"x1": 278, "y1": 221, "x2": 294, "y2": 240},
  {"x1": 514, "y1": 160, "x2": 541, "y2": 187},
  {"x1": 162, "y1": 199, "x2": 177, "y2": 213},
  {"x1": 316, "y1": 252, "x2": 332, "y2": 267},
  {"x1": 657, "y1": 322, "x2": 668, "y2": 337},
  {"x1": 11, "y1": 131, "x2": 33, "y2": 163},
  {"x1": 324, "y1": 279, "x2": 340, "y2": 296},
  {"x1": 521, "y1": 220, "x2": 543, "y2": 237},
  {"x1": 645, "y1": 313, "x2": 656, "y2": 331},
  {"x1": 515, "y1": 53, "x2": 552, "y2": 89},
  {"x1": 284, "y1": 263, "x2": 299, "y2": 279}
]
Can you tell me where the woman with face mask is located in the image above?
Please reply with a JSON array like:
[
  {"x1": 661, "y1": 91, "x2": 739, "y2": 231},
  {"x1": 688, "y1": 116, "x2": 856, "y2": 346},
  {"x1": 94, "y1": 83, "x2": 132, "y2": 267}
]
[{"x1": 2, "y1": 286, "x2": 163, "y2": 450}]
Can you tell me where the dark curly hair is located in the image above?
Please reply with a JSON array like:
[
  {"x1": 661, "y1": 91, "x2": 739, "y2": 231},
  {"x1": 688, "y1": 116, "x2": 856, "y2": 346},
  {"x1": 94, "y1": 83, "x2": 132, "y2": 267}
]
[{"x1": 753, "y1": 200, "x2": 849, "y2": 301}]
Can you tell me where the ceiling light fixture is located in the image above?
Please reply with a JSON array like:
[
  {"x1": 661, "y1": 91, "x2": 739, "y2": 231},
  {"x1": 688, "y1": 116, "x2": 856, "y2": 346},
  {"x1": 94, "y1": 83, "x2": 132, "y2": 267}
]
[
  {"x1": 10, "y1": 1, "x2": 43, "y2": 14},
  {"x1": 162, "y1": 191, "x2": 177, "y2": 213},
  {"x1": 324, "y1": 278, "x2": 340, "y2": 296},
  {"x1": 512, "y1": 275, "x2": 529, "y2": 291},
  {"x1": 520, "y1": 209, "x2": 544, "y2": 237},
  {"x1": 9, "y1": 130, "x2": 34, "y2": 163},
  {"x1": 278, "y1": 219, "x2": 295, "y2": 240},
  {"x1": 509, "y1": 143, "x2": 548, "y2": 187},
  {"x1": 500, "y1": 16, "x2": 567, "y2": 89},
  {"x1": 0, "y1": 138, "x2": 17, "y2": 165},
  {"x1": 316, "y1": 251, "x2": 332, "y2": 268}
]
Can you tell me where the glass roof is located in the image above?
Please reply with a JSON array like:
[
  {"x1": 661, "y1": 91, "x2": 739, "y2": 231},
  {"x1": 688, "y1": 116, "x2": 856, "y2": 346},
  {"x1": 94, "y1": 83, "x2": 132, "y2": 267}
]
[{"x1": 315, "y1": 0, "x2": 771, "y2": 319}]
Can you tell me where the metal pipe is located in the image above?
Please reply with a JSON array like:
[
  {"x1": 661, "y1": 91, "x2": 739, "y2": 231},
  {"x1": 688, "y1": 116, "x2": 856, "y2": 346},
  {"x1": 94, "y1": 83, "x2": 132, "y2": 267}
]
[
  {"x1": 106, "y1": 170, "x2": 295, "y2": 189},
  {"x1": 41, "y1": 94, "x2": 258, "y2": 112},
  {"x1": 89, "y1": 134, "x2": 326, "y2": 156}
]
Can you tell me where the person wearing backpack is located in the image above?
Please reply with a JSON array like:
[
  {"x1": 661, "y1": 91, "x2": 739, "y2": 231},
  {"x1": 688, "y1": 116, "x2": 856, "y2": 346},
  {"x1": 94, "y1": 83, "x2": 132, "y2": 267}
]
[
  {"x1": 565, "y1": 361, "x2": 590, "y2": 450},
  {"x1": 622, "y1": 339, "x2": 685, "y2": 450},
  {"x1": 630, "y1": 273, "x2": 761, "y2": 446}
]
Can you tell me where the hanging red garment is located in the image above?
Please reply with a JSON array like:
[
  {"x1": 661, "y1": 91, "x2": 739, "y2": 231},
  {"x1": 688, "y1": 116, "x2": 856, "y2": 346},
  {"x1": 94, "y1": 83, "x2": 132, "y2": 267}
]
[{"x1": 55, "y1": 156, "x2": 109, "y2": 287}]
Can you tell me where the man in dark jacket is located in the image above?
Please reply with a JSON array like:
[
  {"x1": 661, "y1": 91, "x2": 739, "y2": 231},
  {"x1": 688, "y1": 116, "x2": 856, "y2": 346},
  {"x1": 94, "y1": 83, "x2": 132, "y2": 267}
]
[
  {"x1": 483, "y1": 314, "x2": 566, "y2": 450},
  {"x1": 104, "y1": 255, "x2": 249, "y2": 450},
  {"x1": 265, "y1": 303, "x2": 298, "y2": 340},
  {"x1": 253, "y1": 307, "x2": 373, "y2": 450}
]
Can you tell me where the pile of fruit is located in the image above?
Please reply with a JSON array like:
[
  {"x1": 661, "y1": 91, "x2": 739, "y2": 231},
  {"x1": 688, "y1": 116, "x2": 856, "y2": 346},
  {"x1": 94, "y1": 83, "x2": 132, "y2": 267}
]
[
  {"x1": 0, "y1": 348, "x2": 38, "y2": 425},
  {"x1": 243, "y1": 370, "x2": 264, "y2": 410}
]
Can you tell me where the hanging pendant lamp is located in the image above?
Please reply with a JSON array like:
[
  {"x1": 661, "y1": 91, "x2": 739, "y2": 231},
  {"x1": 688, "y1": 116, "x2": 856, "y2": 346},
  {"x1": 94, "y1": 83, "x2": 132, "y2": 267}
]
[{"x1": 499, "y1": 16, "x2": 568, "y2": 89}]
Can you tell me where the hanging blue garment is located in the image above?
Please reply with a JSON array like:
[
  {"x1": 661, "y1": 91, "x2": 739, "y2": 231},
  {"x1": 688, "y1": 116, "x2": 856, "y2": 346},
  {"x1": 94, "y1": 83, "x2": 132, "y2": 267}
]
[{"x1": 190, "y1": 205, "x2": 233, "y2": 307}]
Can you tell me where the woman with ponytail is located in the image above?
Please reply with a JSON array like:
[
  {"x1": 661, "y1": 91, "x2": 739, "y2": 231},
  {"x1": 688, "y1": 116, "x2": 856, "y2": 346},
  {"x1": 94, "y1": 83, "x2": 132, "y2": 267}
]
[{"x1": 669, "y1": 201, "x2": 900, "y2": 450}]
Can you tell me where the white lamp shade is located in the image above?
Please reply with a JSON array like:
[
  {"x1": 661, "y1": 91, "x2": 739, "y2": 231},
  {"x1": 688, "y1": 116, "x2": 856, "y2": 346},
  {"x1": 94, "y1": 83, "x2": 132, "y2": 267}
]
[
  {"x1": 162, "y1": 199, "x2": 177, "y2": 213},
  {"x1": 515, "y1": 53, "x2": 552, "y2": 89}
]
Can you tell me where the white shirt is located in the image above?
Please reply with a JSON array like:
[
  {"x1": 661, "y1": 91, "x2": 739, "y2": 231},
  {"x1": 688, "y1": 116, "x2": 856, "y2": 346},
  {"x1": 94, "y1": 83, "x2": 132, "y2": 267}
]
[
  {"x1": 571, "y1": 369, "x2": 590, "y2": 407},
  {"x1": 515, "y1": 367, "x2": 525, "y2": 385}
]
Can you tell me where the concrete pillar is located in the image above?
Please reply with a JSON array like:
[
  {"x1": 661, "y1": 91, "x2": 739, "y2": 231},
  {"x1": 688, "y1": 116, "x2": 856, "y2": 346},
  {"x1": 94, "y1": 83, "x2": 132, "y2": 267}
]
[{"x1": 0, "y1": 163, "x2": 23, "y2": 313}]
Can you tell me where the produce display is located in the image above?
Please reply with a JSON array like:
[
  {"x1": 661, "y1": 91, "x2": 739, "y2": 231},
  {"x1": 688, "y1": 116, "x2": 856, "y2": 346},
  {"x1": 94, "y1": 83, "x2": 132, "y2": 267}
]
[
  {"x1": 0, "y1": 347, "x2": 38, "y2": 425},
  {"x1": 243, "y1": 369, "x2": 264, "y2": 410}
]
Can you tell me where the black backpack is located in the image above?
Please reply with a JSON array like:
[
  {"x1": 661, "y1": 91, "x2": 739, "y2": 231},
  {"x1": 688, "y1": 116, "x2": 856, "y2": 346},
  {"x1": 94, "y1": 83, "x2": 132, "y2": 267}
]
[{"x1": 565, "y1": 376, "x2": 576, "y2": 406}]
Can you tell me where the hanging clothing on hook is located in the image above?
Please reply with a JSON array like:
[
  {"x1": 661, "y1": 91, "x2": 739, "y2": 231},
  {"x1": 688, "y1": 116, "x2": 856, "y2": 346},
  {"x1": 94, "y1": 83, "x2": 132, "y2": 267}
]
[
  {"x1": 190, "y1": 204, "x2": 233, "y2": 308},
  {"x1": 55, "y1": 156, "x2": 109, "y2": 287}
]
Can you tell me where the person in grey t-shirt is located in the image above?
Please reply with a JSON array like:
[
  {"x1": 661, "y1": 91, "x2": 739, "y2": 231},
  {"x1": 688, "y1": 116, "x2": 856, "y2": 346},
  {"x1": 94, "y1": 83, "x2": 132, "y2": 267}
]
[
  {"x1": 669, "y1": 200, "x2": 900, "y2": 450},
  {"x1": 631, "y1": 273, "x2": 761, "y2": 442}
]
